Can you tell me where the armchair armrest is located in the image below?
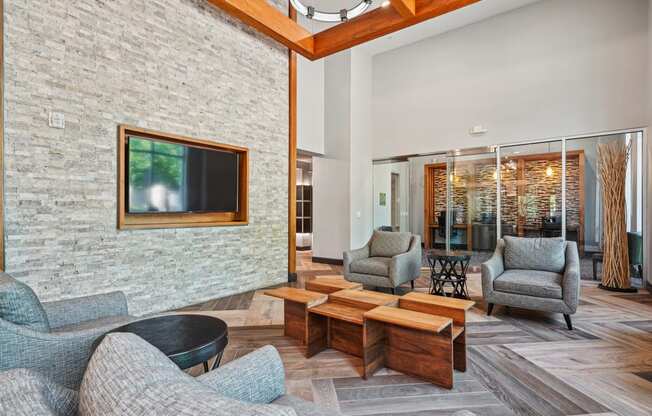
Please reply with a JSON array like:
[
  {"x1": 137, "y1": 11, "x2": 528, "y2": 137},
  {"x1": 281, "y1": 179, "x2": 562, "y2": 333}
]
[
  {"x1": 43, "y1": 291, "x2": 128, "y2": 330},
  {"x1": 0, "y1": 318, "x2": 129, "y2": 389},
  {"x1": 481, "y1": 240, "x2": 505, "y2": 297},
  {"x1": 197, "y1": 345, "x2": 285, "y2": 404},
  {"x1": 343, "y1": 244, "x2": 370, "y2": 275},
  {"x1": 562, "y1": 241, "x2": 581, "y2": 313},
  {"x1": 390, "y1": 235, "x2": 422, "y2": 287}
]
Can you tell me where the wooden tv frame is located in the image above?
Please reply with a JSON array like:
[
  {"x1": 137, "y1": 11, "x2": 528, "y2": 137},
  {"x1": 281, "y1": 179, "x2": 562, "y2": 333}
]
[{"x1": 117, "y1": 125, "x2": 248, "y2": 230}]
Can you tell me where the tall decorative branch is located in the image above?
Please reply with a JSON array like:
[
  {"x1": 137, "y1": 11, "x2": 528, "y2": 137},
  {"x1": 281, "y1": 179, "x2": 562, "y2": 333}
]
[{"x1": 597, "y1": 140, "x2": 631, "y2": 290}]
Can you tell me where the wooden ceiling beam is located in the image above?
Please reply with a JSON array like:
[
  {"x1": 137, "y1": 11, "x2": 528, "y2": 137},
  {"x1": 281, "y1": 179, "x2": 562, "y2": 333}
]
[
  {"x1": 390, "y1": 0, "x2": 416, "y2": 18},
  {"x1": 311, "y1": 0, "x2": 480, "y2": 59},
  {"x1": 207, "y1": 0, "x2": 315, "y2": 58},
  {"x1": 208, "y1": 0, "x2": 481, "y2": 61}
]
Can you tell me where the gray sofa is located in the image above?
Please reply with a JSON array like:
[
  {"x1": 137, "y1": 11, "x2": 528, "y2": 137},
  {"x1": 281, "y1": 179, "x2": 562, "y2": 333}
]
[
  {"x1": 0, "y1": 333, "x2": 340, "y2": 416},
  {"x1": 344, "y1": 231, "x2": 422, "y2": 294},
  {"x1": 0, "y1": 273, "x2": 133, "y2": 389},
  {"x1": 481, "y1": 236, "x2": 580, "y2": 330}
]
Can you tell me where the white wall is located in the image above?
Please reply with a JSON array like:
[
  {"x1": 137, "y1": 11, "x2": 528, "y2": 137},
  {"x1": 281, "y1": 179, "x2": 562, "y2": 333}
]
[
  {"x1": 372, "y1": 0, "x2": 649, "y2": 159},
  {"x1": 312, "y1": 157, "x2": 350, "y2": 259},
  {"x1": 350, "y1": 49, "x2": 374, "y2": 248},
  {"x1": 373, "y1": 164, "x2": 392, "y2": 228},
  {"x1": 312, "y1": 52, "x2": 352, "y2": 259},
  {"x1": 311, "y1": 50, "x2": 374, "y2": 259},
  {"x1": 297, "y1": 56, "x2": 325, "y2": 154}
]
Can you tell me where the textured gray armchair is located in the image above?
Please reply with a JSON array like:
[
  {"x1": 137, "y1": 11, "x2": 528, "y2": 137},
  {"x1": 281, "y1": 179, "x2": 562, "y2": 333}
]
[
  {"x1": 0, "y1": 273, "x2": 132, "y2": 389},
  {"x1": 79, "y1": 333, "x2": 340, "y2": 416},
  {"x1": 344, "y1": 231, "x2": 422, "y2": 294},
  {"x1": 481, "y1": 236, "x2": 580, "y2": 330},
  {"x1": 0, "y1": 334, "x2": 340, "y2": 416}
]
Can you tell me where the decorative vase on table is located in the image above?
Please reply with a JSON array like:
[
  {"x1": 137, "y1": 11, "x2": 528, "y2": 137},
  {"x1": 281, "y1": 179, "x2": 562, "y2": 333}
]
[{"x1": 597, "y1": 140, "x2": 636, "y2": 293}]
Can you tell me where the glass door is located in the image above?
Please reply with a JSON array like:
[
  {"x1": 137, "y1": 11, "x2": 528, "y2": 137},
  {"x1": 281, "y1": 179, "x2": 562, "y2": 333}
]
[{"x1": 446, "y1": 147, "x2": 498, "y2": 267}]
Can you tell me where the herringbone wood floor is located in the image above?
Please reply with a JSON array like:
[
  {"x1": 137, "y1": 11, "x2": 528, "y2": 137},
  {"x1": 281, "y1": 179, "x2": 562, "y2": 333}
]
[{"x1": 181, "y1": 252, "x2": 652, "y2": 416}]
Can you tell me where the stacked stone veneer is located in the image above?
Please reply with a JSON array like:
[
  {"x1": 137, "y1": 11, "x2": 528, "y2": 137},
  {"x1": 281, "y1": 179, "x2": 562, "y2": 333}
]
[
  {"x1": 3, "y1": 0, "x2": 290, "y2": 315},
  {"x1": 429, "y1": 155, "x2": 581, "y2": 229}
]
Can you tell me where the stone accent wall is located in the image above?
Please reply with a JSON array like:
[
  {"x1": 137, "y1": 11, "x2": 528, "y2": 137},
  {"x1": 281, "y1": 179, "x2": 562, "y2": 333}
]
[
  {"x1": 428, "y1": 155, "x2": 581, "y2": 229},
  {"x1": 3, "y1": 0, "x2": 289, "y2": 315}
]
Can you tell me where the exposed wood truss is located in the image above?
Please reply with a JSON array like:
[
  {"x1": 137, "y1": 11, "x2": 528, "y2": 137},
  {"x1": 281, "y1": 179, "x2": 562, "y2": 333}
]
[{"x1": 208, "y1": 0, "x2": 480, "y2": 60}]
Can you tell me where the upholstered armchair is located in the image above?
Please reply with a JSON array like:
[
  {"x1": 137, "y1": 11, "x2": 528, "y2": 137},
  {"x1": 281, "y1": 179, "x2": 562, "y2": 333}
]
[
  {"x1": 344, "y1": 231, "x2": 422, "y2": 293},
  {"x1": 481, "y1": 236, "x2": 580, "y2": 330},
  {"x1": 0, "y1": 273, "x2": 133, "y2": 389}
]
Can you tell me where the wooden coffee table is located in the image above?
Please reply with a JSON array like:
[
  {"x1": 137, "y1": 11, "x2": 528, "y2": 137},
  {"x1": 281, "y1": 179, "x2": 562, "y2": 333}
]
[
  {"x1": 263, "y1": 287, "x2": 327, "y2": 344},
  {"x1": 307, "y1": 290, "x2": 399, "y2": 359},
  {"x1": 304, "y1": 276, "x2": 363, "y2": 294},
  {"x1": 266, "y1": 284, "x2": 475, "y2": 389},
  {"x1": 400, "y1": 292, "x2": 474, "y2": 373}
]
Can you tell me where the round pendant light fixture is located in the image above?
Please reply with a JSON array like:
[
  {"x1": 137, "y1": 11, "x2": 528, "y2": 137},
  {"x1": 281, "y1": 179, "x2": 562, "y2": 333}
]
[{"x1": 290, "y1": 0, "x2": 373, "y2": 22}]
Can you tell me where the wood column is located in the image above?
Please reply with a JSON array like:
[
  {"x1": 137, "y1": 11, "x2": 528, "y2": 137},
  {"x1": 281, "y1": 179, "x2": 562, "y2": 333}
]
[{"x1": 288, "y1": 4, "x2": 297, "y2": 280}]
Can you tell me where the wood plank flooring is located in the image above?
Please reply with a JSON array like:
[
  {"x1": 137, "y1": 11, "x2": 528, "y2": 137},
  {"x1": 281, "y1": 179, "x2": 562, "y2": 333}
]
[{"x1": 181, "y1": 252, "x2": 652, "y2": 416}]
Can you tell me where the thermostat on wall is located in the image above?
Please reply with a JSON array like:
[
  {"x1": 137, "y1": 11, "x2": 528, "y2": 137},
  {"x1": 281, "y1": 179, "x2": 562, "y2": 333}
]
[{"x1": 469, "y1": 125, "x2": 488, "y2": 135}]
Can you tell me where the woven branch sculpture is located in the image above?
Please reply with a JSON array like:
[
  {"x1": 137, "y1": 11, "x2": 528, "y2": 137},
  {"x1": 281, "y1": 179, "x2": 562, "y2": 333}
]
[{"x1": 597, "y1": 140, "x2": 631, "y2": 290}]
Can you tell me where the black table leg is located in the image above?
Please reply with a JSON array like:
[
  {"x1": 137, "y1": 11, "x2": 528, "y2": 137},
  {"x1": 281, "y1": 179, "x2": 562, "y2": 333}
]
[
  {"x1": 210, "y1": 351, "x2": 224, "y2": 371},
  {"x1": 203, "y1": 361, "x2": 209, "y2": 373}
]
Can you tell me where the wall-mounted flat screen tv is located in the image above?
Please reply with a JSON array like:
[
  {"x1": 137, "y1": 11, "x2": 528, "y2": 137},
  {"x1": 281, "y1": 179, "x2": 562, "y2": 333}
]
[{"x1": 126, "y1": 135, "x2": 239, "y2": 213}]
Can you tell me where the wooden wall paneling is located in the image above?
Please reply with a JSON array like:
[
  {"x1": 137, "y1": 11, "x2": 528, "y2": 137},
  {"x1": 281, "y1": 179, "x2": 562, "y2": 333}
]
[
  {"x1": 117, "y1": 125, "x2": 249, "y2": 229},
  {"x1": 288, "y1": 3, "x2": 297, "y2": 279}
]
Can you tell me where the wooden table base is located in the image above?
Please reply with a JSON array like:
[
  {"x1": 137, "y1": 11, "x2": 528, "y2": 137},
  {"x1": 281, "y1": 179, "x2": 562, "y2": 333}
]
[{"x1": 267, "y1": 288, "x2": 474, "y2": 389}]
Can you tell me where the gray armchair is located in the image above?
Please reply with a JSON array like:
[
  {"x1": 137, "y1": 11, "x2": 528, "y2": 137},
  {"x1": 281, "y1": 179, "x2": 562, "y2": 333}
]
[
  {"x1": 481, "y1": 236, "x2": 580, "y2": 330},
  {"x1": 0, "y1": 273, "x2": 133, "y2": 389},
  {"x1": 344, "y1": 231, "x2": 422, "y2": 294},
  {"x1": 79, "y1": 333, "x2": 340, "y2": 416}
]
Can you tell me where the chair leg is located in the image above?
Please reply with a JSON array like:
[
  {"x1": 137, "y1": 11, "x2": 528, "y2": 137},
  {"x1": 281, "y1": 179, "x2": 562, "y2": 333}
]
[
  {"x1": 563, "y1": 314, "x2": 573, "y2": 330},
  {"x1": 390, "y1": 288, "x2": 395, "y2": 295},
  {"x1": 410, "y1": 280, "x2": 415, "y2": 290},
  {"x1": 487, "y1": 303, "x2": 494, "y2": 316}
]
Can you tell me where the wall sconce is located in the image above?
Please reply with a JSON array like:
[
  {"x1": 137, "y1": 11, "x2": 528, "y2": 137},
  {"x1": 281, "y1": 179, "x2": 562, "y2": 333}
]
[{"x1": 546, "y1": 164, "x2": 553, "y2": 177}]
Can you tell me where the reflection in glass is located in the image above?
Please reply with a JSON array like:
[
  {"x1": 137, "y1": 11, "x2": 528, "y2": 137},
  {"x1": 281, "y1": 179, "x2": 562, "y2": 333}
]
[
  {"x1": 129, "y1": 138, "x2": 186, "y2": 213},
  {"x1": 373, "y1": 162, "x2": 409, "y2": 231},
  {"x1": 566, "y1": 132, "x2": 644, "y2": 284},
  {"x1": 127, "y1": 136, "x2": 239, "y2": 213},
  {"x1": 499, "y1": 141, "x2": 564, "y2": 240}
]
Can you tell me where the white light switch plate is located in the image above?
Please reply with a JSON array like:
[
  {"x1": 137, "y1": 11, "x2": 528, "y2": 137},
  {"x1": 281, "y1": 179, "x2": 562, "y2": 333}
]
[{"x1": 49, "y1": 112, "x2": 65, "y2": 129}]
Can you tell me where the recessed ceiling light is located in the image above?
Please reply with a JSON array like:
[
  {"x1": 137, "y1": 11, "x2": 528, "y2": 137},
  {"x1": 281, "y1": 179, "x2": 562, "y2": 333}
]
[{"x1": 382, "y1": 1, "x2": 391, "y2": 7}]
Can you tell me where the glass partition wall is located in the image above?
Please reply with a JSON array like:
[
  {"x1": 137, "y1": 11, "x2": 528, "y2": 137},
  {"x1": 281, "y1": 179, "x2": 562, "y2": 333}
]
[
  {"x1": 373, "y1": 130, "x2": 646, "y2": 281},
  {"x1": 446, "y1": 149, "x2": 498, "y2": 265}
]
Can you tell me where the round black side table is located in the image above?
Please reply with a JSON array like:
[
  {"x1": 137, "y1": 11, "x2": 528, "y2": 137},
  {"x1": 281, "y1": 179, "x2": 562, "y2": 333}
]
[
  {"x1": 427, "y1": 249, "x2": 472, "y2": 299},
  {"x1": 108, "y1": 314, "x2": 228, "y2": 372}
]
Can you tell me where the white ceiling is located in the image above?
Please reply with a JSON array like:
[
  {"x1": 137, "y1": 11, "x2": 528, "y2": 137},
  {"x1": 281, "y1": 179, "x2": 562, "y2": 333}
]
[{"x1": 297, "y1": 0, "x2": 543, "y2": 56}]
